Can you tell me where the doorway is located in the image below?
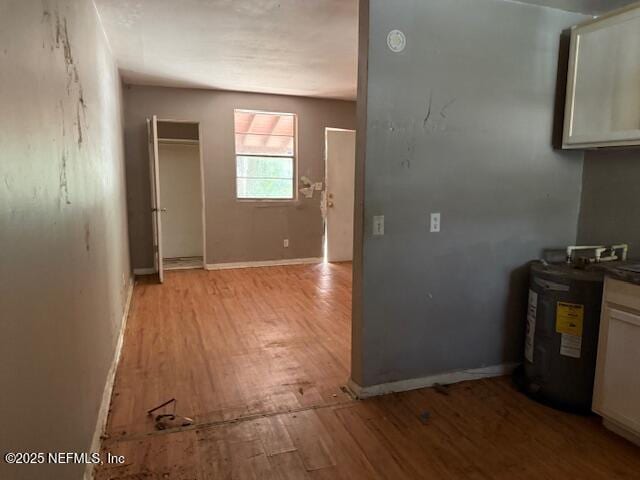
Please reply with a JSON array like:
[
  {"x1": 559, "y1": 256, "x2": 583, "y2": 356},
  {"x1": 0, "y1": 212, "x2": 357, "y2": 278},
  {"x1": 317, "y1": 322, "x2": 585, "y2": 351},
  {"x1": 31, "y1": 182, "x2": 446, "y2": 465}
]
[
  {"x1": 148, "y1": 117, "x2": 206, "y2": 280},
  {"x1": 324, "y1": 128, "x2": 357, "y2": 262}
]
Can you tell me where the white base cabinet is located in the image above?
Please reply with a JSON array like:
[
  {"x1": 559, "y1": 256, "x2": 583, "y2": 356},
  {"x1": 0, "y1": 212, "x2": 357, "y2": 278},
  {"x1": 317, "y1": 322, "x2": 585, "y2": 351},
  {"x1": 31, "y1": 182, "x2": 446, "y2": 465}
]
[{"x1": 593, "y1": 278, "x2": 640, "y2": 446}]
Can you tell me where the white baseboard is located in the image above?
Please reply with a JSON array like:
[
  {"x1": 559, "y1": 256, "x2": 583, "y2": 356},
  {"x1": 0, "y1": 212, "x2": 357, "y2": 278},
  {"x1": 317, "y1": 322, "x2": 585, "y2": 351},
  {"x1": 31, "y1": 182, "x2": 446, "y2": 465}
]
[
  {"x1": 205, "y1": 257, "x2": 323, "y2": 271},
  {"x1": 84, "y1": 277, "x2": 134, "y2": 480},
  {"x1": 133, "y1": 267, "x2": 155, "y2": 276},
  {"x1": 602, "y1": 418, "x2": 640, "y2": 447},
  {"x1": 347, "y1": 362, "x2": 519, "y2": 399}
]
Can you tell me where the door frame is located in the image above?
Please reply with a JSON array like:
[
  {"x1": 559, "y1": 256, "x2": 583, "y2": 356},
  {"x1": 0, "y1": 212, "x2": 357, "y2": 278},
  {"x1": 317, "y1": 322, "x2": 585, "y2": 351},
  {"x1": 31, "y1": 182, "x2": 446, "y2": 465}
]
[
  {"x1": 323, "y1": 127, "x2": 357, "y2": 263},
  {"x1": 147, "y1": 116, "x2": 164, "y2": 282},
  {"x1": 155, "y1": 117, "x2": 207, "y2": 270}
]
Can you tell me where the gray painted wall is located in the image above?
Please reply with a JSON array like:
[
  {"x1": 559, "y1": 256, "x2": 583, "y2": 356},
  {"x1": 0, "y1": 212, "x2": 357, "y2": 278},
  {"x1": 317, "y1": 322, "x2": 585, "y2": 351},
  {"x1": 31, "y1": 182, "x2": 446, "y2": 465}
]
[
  {"x1": 123, "y1": 86, "x2": 356, "y2": 269},
  {"x1": 352, "y1": 0, "x2": 587, "y2": 387},
  {"x1": 578, "y1": 149, "x2": 640, "y2": 255},
  {"x1": 0, "y1": 0, "x2": 130, "y2": 478}
]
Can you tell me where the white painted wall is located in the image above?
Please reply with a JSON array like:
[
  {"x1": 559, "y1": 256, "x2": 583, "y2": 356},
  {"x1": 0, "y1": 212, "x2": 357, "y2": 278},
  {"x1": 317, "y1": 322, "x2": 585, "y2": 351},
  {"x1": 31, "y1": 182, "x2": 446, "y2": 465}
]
[
  {"x1": 0, "y1": 0, "x2": 130, "y2": 478},
  {"x1": 158, "y1": 143, "x2": 203, "y2": 258}
]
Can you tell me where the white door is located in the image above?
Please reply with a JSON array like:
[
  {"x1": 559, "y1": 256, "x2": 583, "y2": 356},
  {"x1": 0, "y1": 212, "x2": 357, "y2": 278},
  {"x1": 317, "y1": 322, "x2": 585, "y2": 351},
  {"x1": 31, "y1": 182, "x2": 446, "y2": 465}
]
[
  {"x1": 147, "y1": 115, "x2": 164, "y2": 283},
  {"x1": 158, "y1": 142, "x2": 203, "y2": 259},
  {"x1": 325, "y1": 129, "x2": 356, "y2": 262}
]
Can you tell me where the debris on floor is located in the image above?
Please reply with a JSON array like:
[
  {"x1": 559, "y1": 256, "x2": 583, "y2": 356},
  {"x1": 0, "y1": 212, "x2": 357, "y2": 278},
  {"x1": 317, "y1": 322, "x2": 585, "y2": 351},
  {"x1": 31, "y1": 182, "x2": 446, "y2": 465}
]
[
  {"x1": 434, "y1": 383, "x2": 450, "y2": 396},
  {"x1": 147, "y1": 398, "x2": 194, "y2": 431},
  {"x1": 298, "y1": 387, "x2": 304, "y2": 396},
  {"x1": 419, "y1": 410, "x2": 431, "y2": 425},
  {"x1": 340, "y1": 385, "x2": 357, "y2": 400}
]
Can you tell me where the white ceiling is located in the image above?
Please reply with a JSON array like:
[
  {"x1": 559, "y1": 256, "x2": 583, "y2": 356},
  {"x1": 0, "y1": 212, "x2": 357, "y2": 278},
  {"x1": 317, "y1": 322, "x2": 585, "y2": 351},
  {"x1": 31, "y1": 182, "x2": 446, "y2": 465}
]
[
  {"x1": 94, "y1": 0, "x2": 636, "y2": 101},
  {"x1": 94, "y1": 0, "x2": 359, "y2": 100}
]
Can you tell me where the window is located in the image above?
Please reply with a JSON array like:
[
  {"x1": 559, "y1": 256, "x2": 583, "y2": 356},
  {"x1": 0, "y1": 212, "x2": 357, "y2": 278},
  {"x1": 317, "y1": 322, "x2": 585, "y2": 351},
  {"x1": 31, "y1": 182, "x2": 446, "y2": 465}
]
[{"x1": 234, "y1": 109, "x2": 296, "y2": 200}]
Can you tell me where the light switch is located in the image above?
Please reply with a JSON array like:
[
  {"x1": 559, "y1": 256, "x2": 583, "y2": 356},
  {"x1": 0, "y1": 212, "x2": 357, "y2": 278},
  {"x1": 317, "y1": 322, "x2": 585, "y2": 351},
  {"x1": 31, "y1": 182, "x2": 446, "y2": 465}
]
[
  {"x1": 430, "y1": 213, "x2": 441, "y2": 233},
  {"x1": 373, "y1": 215, "x2": 385, "y2": 236}
]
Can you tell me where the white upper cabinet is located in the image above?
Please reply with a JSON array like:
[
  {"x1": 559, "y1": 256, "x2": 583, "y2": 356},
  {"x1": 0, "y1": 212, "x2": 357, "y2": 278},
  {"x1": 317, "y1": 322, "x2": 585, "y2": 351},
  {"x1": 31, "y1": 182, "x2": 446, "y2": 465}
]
[{"x1": 563, "y1": 4, "x2": 640, "y2": 149}]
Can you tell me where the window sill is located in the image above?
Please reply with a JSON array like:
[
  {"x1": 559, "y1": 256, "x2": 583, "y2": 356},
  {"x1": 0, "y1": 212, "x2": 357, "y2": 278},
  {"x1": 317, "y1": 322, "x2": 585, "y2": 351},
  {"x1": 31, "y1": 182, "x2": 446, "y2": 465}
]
[{"x1": 236, "y1": 198, "x2": 299, "y2": 206}]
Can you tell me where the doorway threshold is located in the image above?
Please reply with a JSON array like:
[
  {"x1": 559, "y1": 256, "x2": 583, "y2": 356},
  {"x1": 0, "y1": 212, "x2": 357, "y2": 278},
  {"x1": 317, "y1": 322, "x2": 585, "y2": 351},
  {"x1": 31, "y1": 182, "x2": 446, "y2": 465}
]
[{"x1": 164, "y1": 256, "x2": 203, "y2": 270}]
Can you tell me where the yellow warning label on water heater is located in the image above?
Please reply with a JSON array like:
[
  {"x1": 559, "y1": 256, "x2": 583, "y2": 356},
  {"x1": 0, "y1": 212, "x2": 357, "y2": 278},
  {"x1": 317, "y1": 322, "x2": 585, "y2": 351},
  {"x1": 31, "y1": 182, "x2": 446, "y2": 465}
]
[{"x1": 556, "y1": 302, "x2": 584, "y2": 336}]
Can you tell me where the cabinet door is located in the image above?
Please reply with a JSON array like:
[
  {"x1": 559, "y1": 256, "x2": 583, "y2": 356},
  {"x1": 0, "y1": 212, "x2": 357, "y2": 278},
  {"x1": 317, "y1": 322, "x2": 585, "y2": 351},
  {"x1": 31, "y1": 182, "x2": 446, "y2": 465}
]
[
  {"x1": 593, "y1": 305, "x2": 640, "y2": 434},
  {"x1": 563, "y1": 5, "x2": 640, "y2": 148}
]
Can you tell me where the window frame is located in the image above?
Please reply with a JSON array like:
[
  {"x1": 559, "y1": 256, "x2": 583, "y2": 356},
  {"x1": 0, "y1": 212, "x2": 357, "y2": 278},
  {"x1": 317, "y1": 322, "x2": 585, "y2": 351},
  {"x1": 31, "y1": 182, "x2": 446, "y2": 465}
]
[{"x1": 233, "y1": 108, "x2": 298, "y2": 202}]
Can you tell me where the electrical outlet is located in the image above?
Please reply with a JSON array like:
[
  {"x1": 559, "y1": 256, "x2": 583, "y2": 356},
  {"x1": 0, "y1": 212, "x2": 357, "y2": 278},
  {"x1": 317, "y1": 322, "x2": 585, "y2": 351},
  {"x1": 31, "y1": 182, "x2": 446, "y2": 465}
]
[
  {"x1": 283, "y1": 239, "x2": 289, "y2": 248},
  {"x1": 430, "y1": 213, "x2": 441, "y2": 233},
  {"x1": 314, "y1": 182, "x2": 323, "y2": 190},
  {"x1": 373, "y1": 215, "x2": 385, "y2": 236}
]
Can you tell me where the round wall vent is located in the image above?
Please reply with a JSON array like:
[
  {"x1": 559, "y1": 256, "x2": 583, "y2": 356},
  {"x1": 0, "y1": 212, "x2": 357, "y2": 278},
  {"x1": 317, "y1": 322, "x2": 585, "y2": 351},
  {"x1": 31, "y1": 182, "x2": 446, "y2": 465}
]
[{"x1": 387, "y1": 29, "x2": 406, "y2": 53}]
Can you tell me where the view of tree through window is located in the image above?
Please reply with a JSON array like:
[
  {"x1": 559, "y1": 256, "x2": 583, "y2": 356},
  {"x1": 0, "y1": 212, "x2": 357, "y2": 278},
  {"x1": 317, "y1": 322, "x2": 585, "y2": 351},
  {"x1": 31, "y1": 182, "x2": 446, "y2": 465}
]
[{"x1": 234, "y1": 110, "x2": 296, "y2": 199}]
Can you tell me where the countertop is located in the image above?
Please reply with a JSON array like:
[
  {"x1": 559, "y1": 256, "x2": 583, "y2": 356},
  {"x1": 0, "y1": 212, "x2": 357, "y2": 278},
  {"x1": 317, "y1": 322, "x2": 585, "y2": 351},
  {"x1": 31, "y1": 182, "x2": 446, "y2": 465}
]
[{"x1": 602, "y1": 263, "x2": 640, "y2": 286}]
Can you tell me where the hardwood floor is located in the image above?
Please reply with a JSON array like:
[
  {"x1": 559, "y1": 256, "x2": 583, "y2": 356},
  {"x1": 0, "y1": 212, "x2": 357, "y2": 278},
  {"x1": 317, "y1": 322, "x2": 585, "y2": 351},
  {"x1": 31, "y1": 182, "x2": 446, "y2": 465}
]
[
  {"x1": 98, "y1": 263, "x2": 640, "y2": 479},
  {"x1": 106, "y1": 262, "x2": 353, "y2": 439}
]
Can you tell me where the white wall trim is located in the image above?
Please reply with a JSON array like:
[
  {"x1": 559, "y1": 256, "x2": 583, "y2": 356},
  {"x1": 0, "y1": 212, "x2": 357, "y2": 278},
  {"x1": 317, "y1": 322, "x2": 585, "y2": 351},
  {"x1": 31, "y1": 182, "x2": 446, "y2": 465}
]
[
  {"x1": 346, "y1": 362, "x2": 519, "y2": 399},
  {"x1": 133, "y1": 267, "x2": 155, "y2": 275},
  {"x1": 205, "y1": 257, "x2": 323, "y2": 271},
  {"x1": 603, "y1": 418, "x2": 640, "y2": 447},
  {"x1": 84, "y1": 277, "x2": 134, "y2": 480}
]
